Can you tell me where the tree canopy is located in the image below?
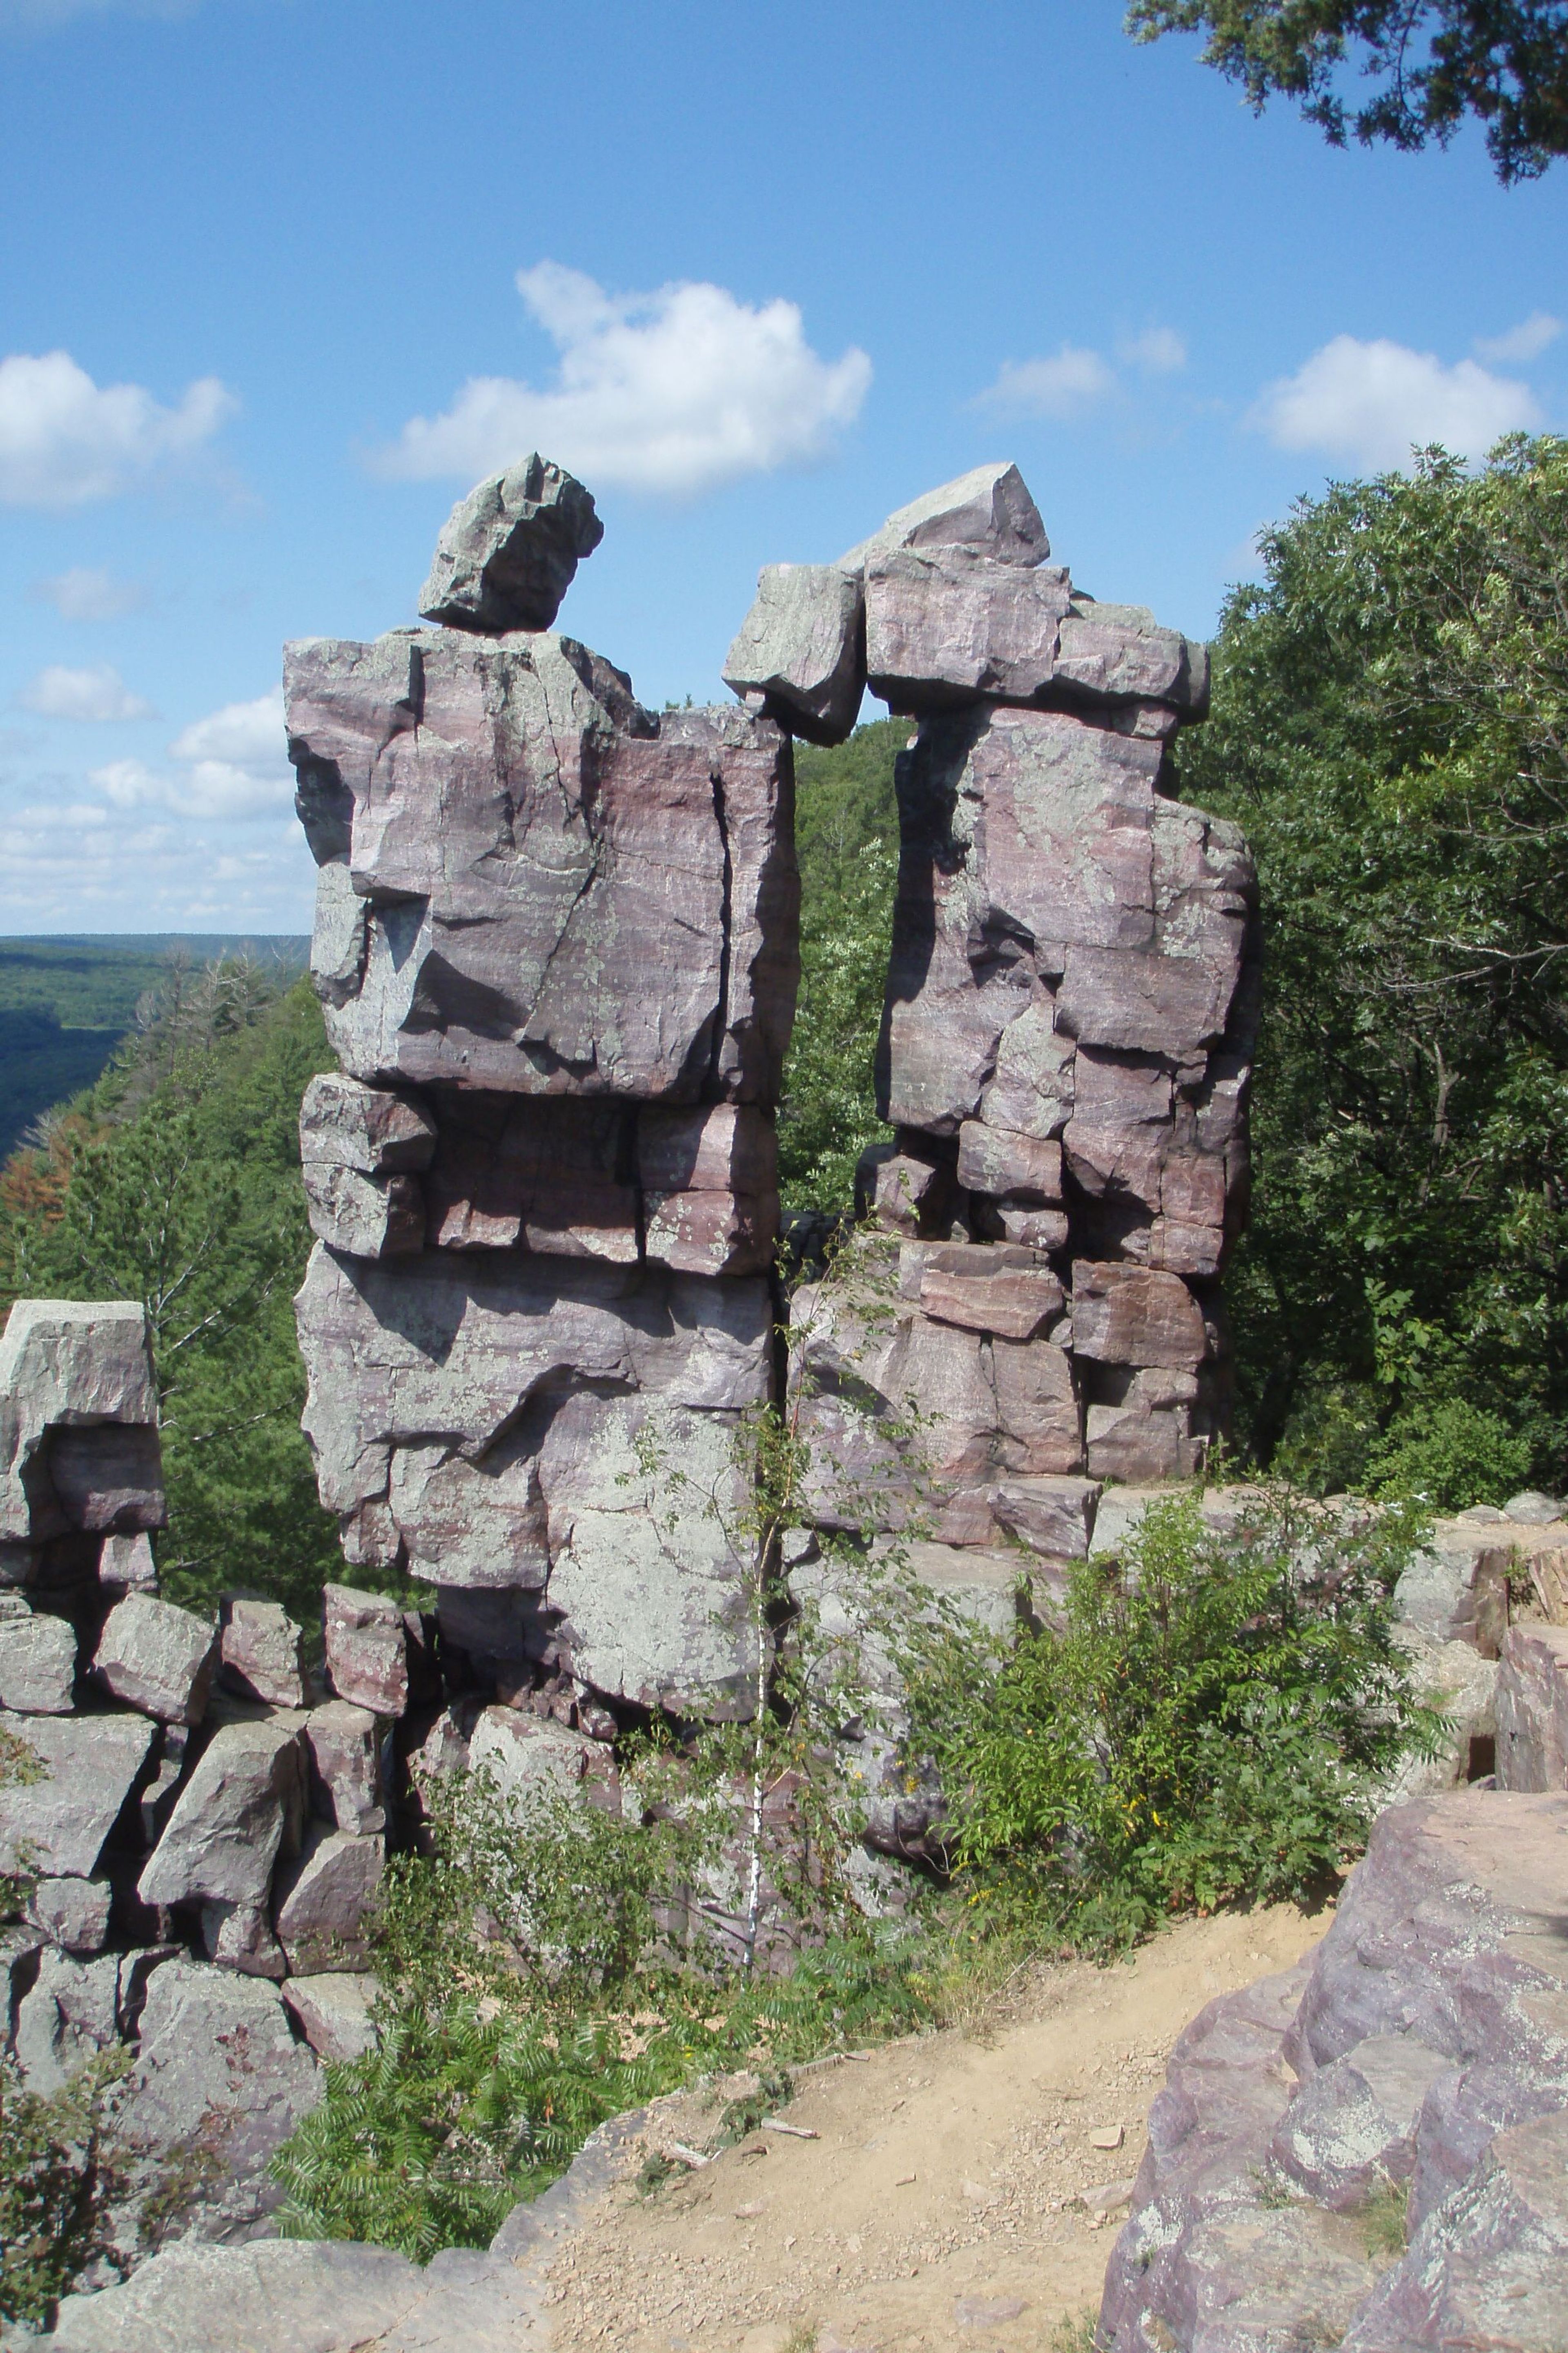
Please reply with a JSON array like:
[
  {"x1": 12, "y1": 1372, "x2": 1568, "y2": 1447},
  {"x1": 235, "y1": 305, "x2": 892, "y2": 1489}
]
[
  {"x1": 1128, "y1": 0, "x2": 1568, "y2": 180},
  {"x1": 0, "y1": 963, "x2": 345, "y2": 1620},
  {"x1": 1178, "y1": 433, "x2": 1568, "y2": 1495}
]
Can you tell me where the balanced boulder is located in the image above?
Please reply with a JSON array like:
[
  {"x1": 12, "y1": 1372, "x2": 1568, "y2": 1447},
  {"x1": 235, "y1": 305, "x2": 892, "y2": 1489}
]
[{"x1": 417, "y1": 452, "x2": 602, "y2": 633}]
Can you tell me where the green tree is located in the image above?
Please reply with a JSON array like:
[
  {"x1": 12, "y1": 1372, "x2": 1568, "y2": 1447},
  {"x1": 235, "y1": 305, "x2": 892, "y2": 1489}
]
[
  {"x1": 1173, "y1": 435, "x2": 1568, "y2": 1491},
  {"x1": 778, "y1": 716, "x2": 904, "y2": 1213},
  {"x1": 1128, "y1": 0, "x2": 1568, "y2": 182},
  {"x1": 0, "y1": 971, "x2": 344, "y2": 1618}
]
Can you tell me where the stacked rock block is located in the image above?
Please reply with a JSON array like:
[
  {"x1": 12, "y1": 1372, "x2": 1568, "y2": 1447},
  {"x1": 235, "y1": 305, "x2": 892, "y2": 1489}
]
[
  {"x1": 726, "y1": 463, "x2": 1258, "y2": 1521},
  {"x1": 0, "y1": 1297, "x2": 442, "y2": 2244},
  {"x1": 287, "y1": 457, "x2": 799, "y2": 1719}
]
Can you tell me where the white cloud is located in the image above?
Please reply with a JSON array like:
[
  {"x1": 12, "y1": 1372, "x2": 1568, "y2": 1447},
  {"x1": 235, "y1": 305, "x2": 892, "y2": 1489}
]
[
  {"x1": 1473, "y1": 312, "x2": 1563, "y2": 365},
  {"x1": 377, "y1": 261, "x2": 872, "y2": 498},
  {"x1": 1248, "y1": 335, "x2": 1541, "y2": 468},
  {"x1": 0, "y1": 799, "x2": 313, "y2": 932},
  {"x1": 0, "y1": 350, "x2": 236, "y2": 506},
  {"x1": 89, "y1": 689, "x2": 292, "y2": 820},
  {"x1": 169, "y1": 690, "x2": 286, "y2": 770},
  {"x1": 33, "y1": 565, "x2": 149, "y2": 621},
  {"x1": 972, "y1": 346, "x2": 1118, "y2": 420},
  {"x1": 1118, "y1": 326, "x2": 1187, "y2": 375},
  {"x1": 18, "y1": 663, "x2": 155, "y2": 722}
]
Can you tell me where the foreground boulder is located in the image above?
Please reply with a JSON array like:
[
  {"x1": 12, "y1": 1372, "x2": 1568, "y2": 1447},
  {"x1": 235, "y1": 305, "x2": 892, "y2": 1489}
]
[
  {"x1": 115, "y1": 1958, "x2": 321, "y2": 2238},
  {"x1": 1100, "y1": 1787, "x2": 1568, "y2": 2353}
]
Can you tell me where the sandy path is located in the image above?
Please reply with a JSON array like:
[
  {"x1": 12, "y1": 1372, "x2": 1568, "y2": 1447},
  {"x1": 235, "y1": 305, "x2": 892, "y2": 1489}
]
[{"x1": 539, "y1": 1903, "x2": 1323, "y2": 2353}]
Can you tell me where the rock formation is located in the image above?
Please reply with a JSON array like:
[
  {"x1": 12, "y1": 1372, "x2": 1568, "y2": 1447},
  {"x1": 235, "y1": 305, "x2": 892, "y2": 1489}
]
[
  {"x1": 1099, "y1": 1785, "x2": 1568, "y2": 2352},
  {"x1": 0, "y1": 1296, "x2": 423, "y2": 2253},
  {"x1": 287, "y1": 461, "x2": 798, "y2": 1721},
  {"x1": 751, "y1": 460, "x2": 1256, "y2": 1545},
  {"x1": 284, "y1": 450, "x2": 1255, "y2": 1800}
]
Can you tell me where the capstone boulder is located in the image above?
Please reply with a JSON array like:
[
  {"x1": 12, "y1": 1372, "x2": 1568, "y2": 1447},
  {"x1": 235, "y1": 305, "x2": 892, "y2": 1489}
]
[{"x1": 417, "y1": 452, "x2": 603, "y2": 633}]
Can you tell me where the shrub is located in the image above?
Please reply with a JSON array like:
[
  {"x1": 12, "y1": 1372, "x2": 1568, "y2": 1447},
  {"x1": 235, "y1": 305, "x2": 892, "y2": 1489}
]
[
  {"x1": 905, "y1": 1491, "x2": 1445, "y2": 1952},
  {"x1": 1365, "y1": 1398, "x2": 1534, "y2": 1512},
  {"x1": 0, "y1": 2051, "x2": 131, "y2": 2327},
  {"x1": 272, "y1": 1760, "x2": 933, "y2": 2255}
]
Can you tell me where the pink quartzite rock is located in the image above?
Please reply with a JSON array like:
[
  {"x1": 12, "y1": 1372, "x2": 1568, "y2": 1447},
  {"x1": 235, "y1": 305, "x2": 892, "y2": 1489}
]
[
  {"x1": 274, "y1": 1825, "x2": 385, "y2": 1972},
  {"x1": 1339, "y1": 2108, "x2": 1568, "y2": 2352},
  {"x1": 322, "y1": 1583, "x2": 408, "y2": 1716},
  {"x1": 0, "y1": 1712, "x2": 155, "y2": 1879},
  {"x1": 0, "y1": 1599, "x2": 76, "y2": 1712},
  {"x1": 297, "y1": 1073, "x2": 436, "y2": 1174},
  {"x1": 955, "y1": 1121, "x2": 1062, "y2": 1203},
  {"x1": 116, "y1": 1959, "x2": 320, "y2": 2240},
  {"x1": 791, "y1": 1233, "x2": 1083, "y2": 1541},
  {"x1": 864, "y1": 547, "x2": 1074, "y2": 710},
  {"x1": 98, "y1": 1530, "x2": 157, "y2": 1594},
  {"x1": 47, "y1": 1424, "x2": 166, "y2": 1534},
  {"x1": 642, "y1": 1187, "x2": 779, "y2": 1277},
  {"x1": 0, "y1": 1299, "x2": 159, "y2": 1540},
  {"x1": 138, "y1": 1717, "x2": 305, "y2": 1908},
  {"x1": 286, "y1": 631, "x2": 799, "y2": 1105},
  {"x1": 294, "y1": 1244, "x2": 773, "y2": 1708},
  {"x1": 281, "y1": 1970, "x2": 381, "y2": 2063},
  {"x1": 840, "y1": 461, "x2": 1051, "y2": 576},
  {"x1": 27, "y1": 1874, "x2": 111, "y2": 1955},
  {"x1": 854, "y1": 1140, "x2": 956, "y2": 1238},
  {"x1": 219, "y1": 1596, "x2": 306, "y2": 1709},
  {"x1": 1071, "y1": 1262, "x2": 1211, "y2": 1369},
  {"x1": 92, "y1": 1592, "x2": 216, "y2": 1724},
  {"x1": 1494, "y1": 1622, "x2": 1568, "y2": 1790},
  {"x1": 723, "y1": 562, "x2": 865, "y2": 746},
  {"x1": 424, "y1": 1094, "x2": 637, "y2": 1259},
  {"x1": 302, "y1": 1699, "x2": 384, "y2": 1834},
  {"x1": 860, "y1": 606, "x2": 1255, "y2": 1476},
  {"x1": 917, "y1": 1243, "x2": 1064, "y2": 1341},
  {"x1": 301, "y1": 1162, "x2": 425, "y2": 1259},
  {"x1": 1100, "y1": 1788, "x2": 1568, "y2": 2353}
]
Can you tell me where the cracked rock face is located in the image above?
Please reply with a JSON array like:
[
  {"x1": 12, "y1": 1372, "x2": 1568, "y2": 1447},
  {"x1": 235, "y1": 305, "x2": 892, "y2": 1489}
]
[
  {"x1": 286, "y1": 630, "x2": 798, "y2": 1104},
  {"x1": 1100, "y1": 1788, "x2": 1568, "y2": 2353},
  {"x1": 296, "y1": 1244, "x2": 771, "y2": 1710}
]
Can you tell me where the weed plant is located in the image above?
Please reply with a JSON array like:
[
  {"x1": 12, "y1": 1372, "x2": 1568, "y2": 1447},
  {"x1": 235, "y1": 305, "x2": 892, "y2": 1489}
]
[
  {"x1": 902, "y1": 1488, "x2": 1445, "y2": 1952},
  {"x1": 0, "y1": 2050, "x2": 131, "y2": 2327}
]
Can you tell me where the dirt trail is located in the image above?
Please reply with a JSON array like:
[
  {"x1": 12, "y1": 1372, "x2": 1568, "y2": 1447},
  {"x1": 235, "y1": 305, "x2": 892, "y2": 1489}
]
[{"x1": 539, "y1": 1904, "x2": 1323, "y2": 2353}]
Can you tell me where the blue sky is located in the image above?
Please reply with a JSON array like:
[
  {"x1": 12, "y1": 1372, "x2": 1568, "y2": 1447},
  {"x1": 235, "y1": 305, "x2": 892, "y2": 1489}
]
[{"x1": 2, "y1": 0, "x2": 1566, "y2": 934}]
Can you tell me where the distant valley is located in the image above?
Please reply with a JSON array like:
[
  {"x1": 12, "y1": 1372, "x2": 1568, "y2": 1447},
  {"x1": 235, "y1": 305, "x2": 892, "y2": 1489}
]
[{"x1": 0, "y1": 935, "x2": 308, "y2": 1162}]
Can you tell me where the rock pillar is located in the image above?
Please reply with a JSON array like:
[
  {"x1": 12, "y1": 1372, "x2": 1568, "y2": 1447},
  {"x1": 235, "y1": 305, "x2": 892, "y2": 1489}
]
[
  {"x1": 287, "y1": 458, "x2": 800, "y2": 1716},
  {"x1": 742, "y1": 463, "x2": 1258, "y2": 1520}
]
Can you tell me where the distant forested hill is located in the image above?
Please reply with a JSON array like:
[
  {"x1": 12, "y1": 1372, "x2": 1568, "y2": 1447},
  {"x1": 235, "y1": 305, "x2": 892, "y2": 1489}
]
[{"x1": 0, "y1": 935, "x2": 308, "y2": 1161}]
